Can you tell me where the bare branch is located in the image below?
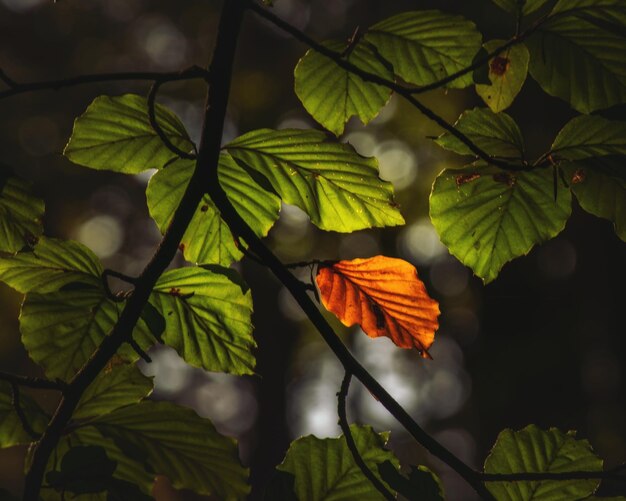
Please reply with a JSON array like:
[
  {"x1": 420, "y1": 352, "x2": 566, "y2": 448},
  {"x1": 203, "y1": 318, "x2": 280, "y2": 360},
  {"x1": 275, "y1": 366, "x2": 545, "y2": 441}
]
[{"x1": 10, "y1": 383, "x2": 39, "y2": 440}]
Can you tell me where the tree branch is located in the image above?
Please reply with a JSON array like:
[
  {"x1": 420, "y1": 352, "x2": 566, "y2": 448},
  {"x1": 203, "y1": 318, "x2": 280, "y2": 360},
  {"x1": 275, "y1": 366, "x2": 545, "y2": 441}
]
[
  {"x1": 480, "y1": 463, "x2": 626, "y2": 483},
  {"x1": 0, "y1": 65, "x2": 209, "y2": 101},
  {"x1": 247, "y1": 1, "x2": 544, "y2": 172},
  {"x1": 337, "y1": 371, "x2": 395, "y2": 500},
  {"x1": 20, "y1": 2, "x2": 246, "y2": 499},
  {"x1": 11, "y1": 383, "x2": 41, "y2": 440},
  {"x1": 0, "y1": 371, "x2": 66, "y2": 392}
]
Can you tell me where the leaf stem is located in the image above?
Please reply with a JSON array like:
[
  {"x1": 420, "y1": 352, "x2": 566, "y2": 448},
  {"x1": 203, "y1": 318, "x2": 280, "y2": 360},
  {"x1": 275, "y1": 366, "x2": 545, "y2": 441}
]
[{"x1": 337, "y1": 371, "x2": 395, "y2": 500}]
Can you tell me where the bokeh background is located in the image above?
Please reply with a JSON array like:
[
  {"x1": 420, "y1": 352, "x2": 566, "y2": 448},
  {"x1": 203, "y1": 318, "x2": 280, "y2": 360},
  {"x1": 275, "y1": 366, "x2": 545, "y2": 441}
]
[{"x1": 1, "y1": 0, "x2": 624, "y2": 499}]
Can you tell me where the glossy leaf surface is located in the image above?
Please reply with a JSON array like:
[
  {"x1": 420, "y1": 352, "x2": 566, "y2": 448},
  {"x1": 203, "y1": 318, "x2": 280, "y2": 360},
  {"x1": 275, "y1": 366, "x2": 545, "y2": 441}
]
[
  {"x1": 317, "y1": 256, "x2": 439, "y2": 357},
  {"x1": 294, "y1": 40, "x2": 393, "y2": 136},
  {"x1": 226, "y1": 129, "x2": 404, "y2": 232}
]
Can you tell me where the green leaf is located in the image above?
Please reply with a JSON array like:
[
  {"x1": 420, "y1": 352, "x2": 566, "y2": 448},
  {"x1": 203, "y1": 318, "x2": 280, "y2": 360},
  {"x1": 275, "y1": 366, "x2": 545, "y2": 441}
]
[
  {"x1": 476, "y1": 41, "x2": 530, "y2": 112},
  {"x1": 364, "y1": 10, "x2": 482, "y2": 88},
  {"x1": 64, "y1": 94, "x2": 194, "y2": 174},
  {"x1": 294, "y1": 40, "x2": 393, "y2": 136},
  {"x1": 146, "y1": 154, "x2": 280, "y2": 266},
  {"x1": 0, "y1": 237, "x2": 102, "y2": 293},
  {"x1": 20, "y1": 288, "x2": 153, "y2": 381},
  {"x1": 435, "y1": 108, "x2": 525, "y2": 159},
  {"x1": 526, "y1": 1, "x2": 626, "y2": 113},
  {"x1": 277, "y1": 424, "x2": 399, "y2": 500},
  {"x1": 378, "y1": 461, "x2": 444, "y2": 501},
  {"x1": 0, "y1": 381, "x2": 48, "y2": 447},
  {"x1": 484, "y1": 424, "x2": 603, "y2": 500},
  {"x1": 226, "y1": 129, "x2": 404, "y2": 232},
  {"x1": 430, "y1": 165, "x2": 571, "y2": 282},
  {"x1": 563, "y1": 161, "x2": 626, "y2": 241},
  {"x1": 551, "y1": 115, "x2": 626, "y2": 161},
  {"x1": 74, "y1": 363, "x2": 153, "y2": 420},
  {"x1": 491, "y1": 0, "x2": 550, "y2": 15},
  {"x1": 0, "y1": 170, "x2": 44, "y2": 254},
  {"x1": 91, "y1": 400, "x2": 249, "y2": 500},
  {"x1": 150, "y1": 266, "x2": 256, "y2": 375}
]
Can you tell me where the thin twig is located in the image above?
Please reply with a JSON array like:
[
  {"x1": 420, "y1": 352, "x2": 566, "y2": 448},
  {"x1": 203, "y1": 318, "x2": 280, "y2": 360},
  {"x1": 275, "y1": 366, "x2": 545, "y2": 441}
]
[
  {"x1": 248, "y1": 1, "x2": 547, "y2": 172},
  {"x1": 337, "y1": 372, "x2": 395, "y2": 500},
  {"x1": 0, "y1": 65, "x2": 209, "y2": 101},
  {"x1": 127, "y1": 338, "x2": 152, "y2": 363},
  {"x1": 147, "y1": 80, "x2": 197, "y2": 160},
  {"x1": 10, "y1": 383, "x2": 39, "y2": 440},
  {"x1": 480, "y1": 463, "x2": 626, "y2": 483},
  {"x1": 0, "y1": 371, "x2": 66, "y2": 392}
]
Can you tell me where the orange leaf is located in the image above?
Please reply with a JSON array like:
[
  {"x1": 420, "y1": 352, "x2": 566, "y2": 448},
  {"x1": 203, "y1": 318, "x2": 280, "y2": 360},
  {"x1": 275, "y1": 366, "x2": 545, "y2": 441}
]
[{"x1": 316, "y1": 255, "x2": 439, "y2": 358}]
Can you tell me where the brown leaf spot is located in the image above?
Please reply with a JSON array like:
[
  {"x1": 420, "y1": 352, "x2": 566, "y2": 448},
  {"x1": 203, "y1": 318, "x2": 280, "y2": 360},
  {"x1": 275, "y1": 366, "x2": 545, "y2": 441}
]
[
  {"x1": 492, "y1": 172, "x2": 515, "y2": 187},
  {"x1": 490, "y1": 56, "x2": 510, "y2": 76},
  {"x1": 200, "y1": 204, "x2": 209, "y2": 212},
  {"x1": 455, "y1": 173, "x2": 481, "y2": 187},
  {"x1": 169, "y1": 287, "x2": 182, "y2": 296},
  {"x1": 571, "y1": 168, "x2": 586, "y2": 184},
  {"x1": 178, "y1": 243, "x2": 186, "y2": 252}
]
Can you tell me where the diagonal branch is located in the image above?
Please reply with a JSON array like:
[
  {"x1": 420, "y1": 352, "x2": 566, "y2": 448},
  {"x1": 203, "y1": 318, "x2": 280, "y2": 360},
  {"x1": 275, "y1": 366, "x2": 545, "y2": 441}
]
[
  {"x1": 0, "y1": 371, "x2": 66, "y2": 392},
  {"x1": 248, "y1": 1, "x2": 542, "y2": 172},
  {"x1": 0, "y1": 66, "x2": 209, "y2": 101},
  {"x1": 337, "y1": 371, "x2": 395, "y2": 500},
  {"x1": 10, "y1": 383, "x2": 40, "y2": 440},
  {"x1": 20, "y1": 3, "x2": 247, "y2": 500}
]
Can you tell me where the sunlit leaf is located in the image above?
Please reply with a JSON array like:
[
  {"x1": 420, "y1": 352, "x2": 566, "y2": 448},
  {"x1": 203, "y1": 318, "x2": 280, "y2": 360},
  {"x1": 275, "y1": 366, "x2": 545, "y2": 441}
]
[
  {"x1": 364, "y1": 10, "x2": 482, "y2": 88},
  {"x1": 294, "y1": 40, "x2": 393, "y2": 136},
  {"x1": 378, "y1": 461, "x2": 444, "y2": 501},
  {"x1": 317, "y1": 256, "x2": 439, "y2": 358},
  {"x1": 150, "y1": 266, "x2": 256, "y2": 375},
  {"x1": 435, "y1": 108, "x2": 525, "y2": 159},
  {"x1": 563, "y1": 161, "x2": 626, "y2": 242},
  {"x1": 0, "y1": 169, "x2": 44, "y2": 254},
  {"x1": 551, "y1": 115, "x2": 626, "y2": 161},
  {"x1": 226, "y1": 129, "x2": 404, "y2": 232},
  {"x1": 476, "y1": 40, "x2": 530, "y2": 112},
  {"x1": 147, "y1": 154, "x2": 280, "y2": 266},
  {"x1": 0, "y1": 381, "x2": 48, "y2": 447},
  {"x1": 20, "y1": 288, "x2": 153, "y2": 381},
  {"x1": 0, "y1": 237, "x2": 102, "y2": 293},
  {"x1": 74, "y1": 363, "x2": 153, "y2": 420},
  {"x1": 64, "y1": 94, "x2": 194, "y2": 174},
  {"x1": 491, "y1": 0, "x2": 550, "y2": 15},
  {"x1": 277, "y1": 425, "x2": 399, "y2": 501},
  {"x1": 430, "y1": 165, "x2": 571, "y2": 282},
  {"x1": 484, "y1": 424, "x2": 603, "y2": 500},
  {"x1": 526, "y1": 0, "x2": 626, "y2": 113},
  {"x1": 91, "y1": 400, "x2": 249, "y2": 500}
]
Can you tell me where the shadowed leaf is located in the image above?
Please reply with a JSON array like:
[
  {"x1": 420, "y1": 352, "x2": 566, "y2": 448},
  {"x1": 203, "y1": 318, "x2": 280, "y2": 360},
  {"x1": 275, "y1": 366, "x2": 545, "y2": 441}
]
[{"x1": 0, "y1": 381, "x2": 48, "y2": 448}]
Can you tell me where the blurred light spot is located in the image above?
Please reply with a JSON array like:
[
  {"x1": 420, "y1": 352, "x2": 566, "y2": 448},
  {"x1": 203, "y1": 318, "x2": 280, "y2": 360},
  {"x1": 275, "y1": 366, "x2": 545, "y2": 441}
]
[
  {"x1": 270, "y1": 0, "x2": 310, "y2": 33},
  {"x1": 140, "y1": 346, "x2": 192, "y2": 395},
  {"x1": 397, "y1": 218, "x2": 447, "y2": 265},
  {"x1": 18, "y1": 117, "x2": 60, "y2": 156},
  {"x1": 369, "y1": 96, "x2": 398, "y2": 126},
  {"x1": 430, "y1": 257, "x2": 469, "y2": 297},
  {"x1": 344, "y1": 131, "x2": 376, "y2": 157},
  {"x1": 1, "y1": 0, "x2": 45, "y2": 12},
  {"x1": 90, "y1": 185, "x2": 133, "y2": 218},
  {"x1": 426, "y1": 370, "x2": 469, "y2": 419},
  {"x1": 276, "y1": 113, "x2": 315, "y2": 130},
  {"x1": 537, "y1": 238, "x2": 577, "y2": 279},
  {"x1": 374, "y1": 140, "x2": 417, "y2": 190},
  {"x1": 339, "y1": 233, "x2": 379, "y2": 259},
  {"x1": 136, "y1": 16, "x2": 188, "y2": 67},
  {"x1": 133, "y1": 168, "x2": 157, "y2": 186},
  {"x1": 582, "y1": 350, "x2": 621, "y2": 397},
  {"x1": 75, "y1": 215, "x2": 123, "y2": 259}
]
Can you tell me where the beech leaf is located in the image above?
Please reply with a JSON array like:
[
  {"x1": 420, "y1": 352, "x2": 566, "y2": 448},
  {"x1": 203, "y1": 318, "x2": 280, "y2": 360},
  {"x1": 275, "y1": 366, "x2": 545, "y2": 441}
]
[{"x1": 316, "y1": 256, "x2": 439, "y2": 358}]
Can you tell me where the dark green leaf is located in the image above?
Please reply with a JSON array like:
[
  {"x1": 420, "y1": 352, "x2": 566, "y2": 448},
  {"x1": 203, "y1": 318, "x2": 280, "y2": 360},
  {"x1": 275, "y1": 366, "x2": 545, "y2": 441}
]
[
  {"x1": 277, "y1": 424, "x2": 399, "y2": 500},
  {"x1": 364, "y1": 10, "x2": 482, "y2": 88},
  {"x1": 150, "y1": 266, "x2": 256, "y2": 375},
  {"x1": 0, "y1": 173, "x2": 44, "y2": 254},
  {"x1": 0, "y1": 381, "x2": 48, "y2": 448},
  {"x1": 294, "y1": 40, "x2": 393, "y2": 136},
  {"x1": 526, "y1": 1, "x2": 626, "y2": 113},
  {"x1": 74, "y1": 363, "x2": 153, "y2": 420},
  {"x1": 476, "y1": 40, "x2": 530, "y2": 112},
  {"x1": 263, "y1": 470, "x2": 298, "y2": 501},
  {"x1": 435, "y1": 108, "x2": 525, "y2": 159},
  {"x1": 46, "y1": 445, "x2": 117, "y2": 494},
  {"x1": 551, "y1": 115, "x2": 626, "y2": 161},
  {"x1": 92, "y1": 400, "x2": 249, "y2": 500},
  {"x1": 64, "y1": 94, "x2": 194, "y2": 174},
  {"x1": 139, "y1": 301, "x2": 165, "y2": 344},
  {"x1": 20, "y1": 289, "x2": 153, "y2": 381},
  {"x1": 226, "y1": 129, "x2": 404, "y2": 232},
  {"x1": 0, "y1": 237, "x2": 102, "y2": 293},
  {"x1": 378, "y1": 460, "x2": 444, "y2": 501},
  {"x1": 484, "y1": 424, "x2": 603, "y2": 500},
  {"x1": 491, "y1": 0, "x2": 551, "y2": 15},
  {"x1": 146, "y1": 154, "x2": 280, "y2": 266},
  {"x1": 430, "y1": 165, "x2": 571, "y2": 282}
]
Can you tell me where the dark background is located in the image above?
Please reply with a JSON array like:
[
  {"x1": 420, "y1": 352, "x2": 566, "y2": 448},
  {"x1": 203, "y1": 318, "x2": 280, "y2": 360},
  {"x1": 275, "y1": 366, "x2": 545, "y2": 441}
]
[{"x1": 0, "y1": 0, "x2": 624, "y2": 499}]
